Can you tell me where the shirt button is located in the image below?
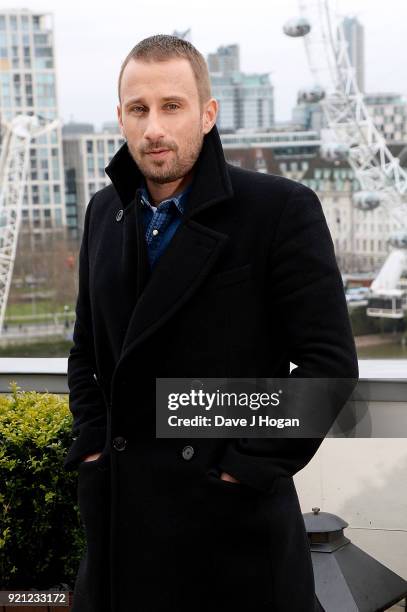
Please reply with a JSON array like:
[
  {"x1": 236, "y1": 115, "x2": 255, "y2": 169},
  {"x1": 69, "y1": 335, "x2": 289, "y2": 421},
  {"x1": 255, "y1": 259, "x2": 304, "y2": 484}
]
[
  {"x1": 152, "y1": 228, "x2": 159, "y2": 236},
  {"x1": 182, "y1": 445, "x2": 194, "y2": 461},
  {"x1": 113, "y1": 436, "x2": 127, "y2": 451},
  {"x1": 116, "y1": 209, "x2": 123, "y2": 222}
]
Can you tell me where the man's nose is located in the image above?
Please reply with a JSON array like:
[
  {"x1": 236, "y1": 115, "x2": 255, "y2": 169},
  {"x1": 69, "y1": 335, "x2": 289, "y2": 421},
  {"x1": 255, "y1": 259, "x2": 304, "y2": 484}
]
[{"x1": 143, "y1": 110, "x2": 165, "y2": 142}]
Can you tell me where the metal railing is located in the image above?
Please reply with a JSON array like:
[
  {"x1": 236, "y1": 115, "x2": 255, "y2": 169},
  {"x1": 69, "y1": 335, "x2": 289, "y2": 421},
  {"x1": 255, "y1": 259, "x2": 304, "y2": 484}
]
[{"x1": 0, "y1": 358, "x2": 405, "y2": 437}]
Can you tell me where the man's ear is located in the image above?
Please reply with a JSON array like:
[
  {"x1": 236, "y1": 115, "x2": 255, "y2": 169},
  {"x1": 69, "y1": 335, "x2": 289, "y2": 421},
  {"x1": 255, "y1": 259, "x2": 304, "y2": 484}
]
[{"x1": 202, "y1": 98, "x2": 218, "y2": 135}]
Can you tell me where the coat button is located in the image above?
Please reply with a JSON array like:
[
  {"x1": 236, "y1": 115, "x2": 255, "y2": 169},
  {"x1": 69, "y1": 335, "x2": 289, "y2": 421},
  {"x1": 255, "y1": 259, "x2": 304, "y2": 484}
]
[
  {"x1": 113, "y1": 436, "x2": 127, "y2": 451},
  {"x1": 116, "y1": 209, "x2": 124, "y2": 222},
  {"x1": 182, "y1": 445, "x2": 194, "y2": 460}
]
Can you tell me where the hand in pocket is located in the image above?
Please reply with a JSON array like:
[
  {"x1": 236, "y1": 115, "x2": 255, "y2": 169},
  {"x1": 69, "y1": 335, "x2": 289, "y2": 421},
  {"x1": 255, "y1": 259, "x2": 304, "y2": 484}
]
[
  {"x1": 82, "y1": 451, "x2": 103, "y2": 463},
  {"x1": 220, "y1": 471, "x2": 240, "y2": 483}
]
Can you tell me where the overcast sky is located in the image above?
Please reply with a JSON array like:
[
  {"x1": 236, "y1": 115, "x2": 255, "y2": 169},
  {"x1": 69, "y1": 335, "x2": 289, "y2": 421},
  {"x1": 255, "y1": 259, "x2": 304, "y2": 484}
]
[{"x1": 5, "y1": 0, "x2": 407, "y2": 129}]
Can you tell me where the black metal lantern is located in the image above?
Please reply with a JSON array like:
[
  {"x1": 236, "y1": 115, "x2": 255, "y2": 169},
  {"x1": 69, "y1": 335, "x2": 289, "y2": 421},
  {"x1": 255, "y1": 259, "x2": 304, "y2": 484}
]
[{"x1": 303, "y1": 508, "x2": 407, "y2": 611}]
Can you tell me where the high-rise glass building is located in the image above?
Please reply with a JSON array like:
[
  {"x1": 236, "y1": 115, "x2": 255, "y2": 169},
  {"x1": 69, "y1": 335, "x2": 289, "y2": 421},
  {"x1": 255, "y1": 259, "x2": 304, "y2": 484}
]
[
  {"x1": 62, "y1": 122, "x2": 125, "y2": 240},
  {"x1": 208, "y1": 44, "x2": 240, "y2": 78},
  {"x1": 342, "y1": 16, "x2": 365, "y2": 93},
  {"x1": 208, "y1": 44, "x2": 274, "y2": 132},
  {"x1": 0, "y1": 9, "x2": 66, "y2": 243}
]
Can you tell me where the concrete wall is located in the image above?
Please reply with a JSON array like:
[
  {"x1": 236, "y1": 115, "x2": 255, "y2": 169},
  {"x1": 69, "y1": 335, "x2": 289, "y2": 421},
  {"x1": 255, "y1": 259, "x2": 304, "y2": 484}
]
[{"x1": 295, "y1": 437, "x2": 407, "y2": 579}]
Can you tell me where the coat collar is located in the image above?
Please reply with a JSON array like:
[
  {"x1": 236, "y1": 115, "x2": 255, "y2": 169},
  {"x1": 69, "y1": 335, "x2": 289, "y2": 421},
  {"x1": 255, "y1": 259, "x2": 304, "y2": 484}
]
[
  {"x1": 104, "y1": 123, "x2": 233, "y2": 219},
  {"x1": 107, "y1": 125, "x2": 234, "y2": 384}
]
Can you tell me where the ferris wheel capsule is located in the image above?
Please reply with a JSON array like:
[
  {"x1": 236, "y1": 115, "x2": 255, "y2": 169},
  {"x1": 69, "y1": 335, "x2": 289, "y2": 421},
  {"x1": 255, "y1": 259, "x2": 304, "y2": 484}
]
[
  {"x1": 297, "y1": 85, "x2": 325, "y2": 104},
  {"x1": 283, "y1": 17, "x2": 311, "y2": 37},
  {"x1": 388, "y1": 231, "x2": 407, "y2": 249},
  {"x1": 11, "y1": 114, "x2": 39, "y2": 139},
  {"x1": 320, "y1": 143, "x2": 350, "y2": 162},
  {"x1": 353, "y1": 191, "x2": 382, "y2": 211}
]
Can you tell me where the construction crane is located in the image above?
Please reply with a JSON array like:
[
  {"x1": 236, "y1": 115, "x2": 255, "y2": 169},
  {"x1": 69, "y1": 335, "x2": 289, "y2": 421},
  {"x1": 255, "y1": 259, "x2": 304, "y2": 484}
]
[
  {"x1": 0, "y1": 113, "x2": 59, "y2": 334},
  {"x1": 284, "y1": 1, "x2": 407, "y2": 319}
]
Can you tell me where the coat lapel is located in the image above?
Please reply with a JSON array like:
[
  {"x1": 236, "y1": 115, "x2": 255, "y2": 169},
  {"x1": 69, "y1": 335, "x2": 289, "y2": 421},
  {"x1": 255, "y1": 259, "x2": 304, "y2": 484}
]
[{"x1": 105, "y1": 125, "x2": 233, "y2": 372}]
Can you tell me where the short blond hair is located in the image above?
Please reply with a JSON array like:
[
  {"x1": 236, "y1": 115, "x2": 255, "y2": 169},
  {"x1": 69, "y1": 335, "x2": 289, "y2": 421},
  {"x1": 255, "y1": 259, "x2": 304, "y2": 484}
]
[{"x1": 118, "y1": 34, "x2": 212, "y2": 108}]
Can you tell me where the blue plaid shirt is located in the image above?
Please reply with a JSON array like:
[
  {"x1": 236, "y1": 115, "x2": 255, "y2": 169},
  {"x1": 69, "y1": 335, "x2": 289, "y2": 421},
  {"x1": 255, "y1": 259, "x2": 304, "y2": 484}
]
[{"x1": 138, "y1": 179, "x2": 192, "y2": 269}]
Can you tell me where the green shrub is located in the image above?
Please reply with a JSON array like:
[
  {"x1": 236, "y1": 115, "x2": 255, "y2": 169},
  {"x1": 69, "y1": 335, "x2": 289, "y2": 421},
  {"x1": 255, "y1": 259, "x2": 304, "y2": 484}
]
[{"x1": 0, "y1": 382, "x2": 85, "y2": 589}]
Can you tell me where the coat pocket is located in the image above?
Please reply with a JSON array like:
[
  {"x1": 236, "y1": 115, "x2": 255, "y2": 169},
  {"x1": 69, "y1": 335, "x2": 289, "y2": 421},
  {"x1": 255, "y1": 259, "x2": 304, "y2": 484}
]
[
  {"x1": 205, "y1": 263, "x2": 252, "y2": 290},
  {"x1": 196, "y1": 466, "x2": 274, "y2": 605},
  {"x1": 205, "y1": 466, "x2": 258, "y2": 496},
  {"x1": 78, "y1": 449, "x2": 108, "y2": 470},
  {"x1": 77, "y1": 451, "x2": 110, "y2": 539},
  {"x1": 74, "y1": 452, "x2": 111, "y2": 612}
]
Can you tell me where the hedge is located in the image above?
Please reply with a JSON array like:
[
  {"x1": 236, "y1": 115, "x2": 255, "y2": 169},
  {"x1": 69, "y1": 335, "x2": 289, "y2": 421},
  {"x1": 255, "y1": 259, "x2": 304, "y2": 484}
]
[{"x1": 0, "y1": 382, "x2": 85, "y2": 590}]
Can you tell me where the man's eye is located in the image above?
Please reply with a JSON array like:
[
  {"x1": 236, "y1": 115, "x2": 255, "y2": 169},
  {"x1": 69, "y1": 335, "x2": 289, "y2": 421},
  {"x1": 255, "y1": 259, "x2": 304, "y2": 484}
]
[
  {"x1": 166, "y1": 104, "x2": 179, "y2": 110},
  {"x1": 132, "y1": 106, "x2": 145, "y2": 113}
]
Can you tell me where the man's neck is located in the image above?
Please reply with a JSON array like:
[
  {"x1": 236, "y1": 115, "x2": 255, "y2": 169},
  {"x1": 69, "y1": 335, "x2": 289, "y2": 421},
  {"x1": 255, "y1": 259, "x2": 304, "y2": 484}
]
[{"x1": 145, "y1": 170, "x2": 194, "y2": 205}]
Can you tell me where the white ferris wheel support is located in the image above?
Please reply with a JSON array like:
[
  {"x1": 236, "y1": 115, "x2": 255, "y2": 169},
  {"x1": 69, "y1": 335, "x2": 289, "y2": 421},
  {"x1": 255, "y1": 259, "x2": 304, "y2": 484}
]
[
  {"x1": 284, "y1": 1, "x2": 407, "y2": 319},
  {"x1": 299, "y1": 0, "x2": 407, "y2": 227},
  {"x1": 0, "y1": 114, "x2": 59, "y2": 334}
]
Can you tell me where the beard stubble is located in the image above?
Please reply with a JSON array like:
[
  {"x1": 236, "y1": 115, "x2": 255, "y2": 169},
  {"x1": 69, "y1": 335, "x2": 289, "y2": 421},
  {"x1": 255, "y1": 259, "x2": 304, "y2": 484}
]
[{"x1": 127, "y1": 126, "x2": 204, "y2": 185}]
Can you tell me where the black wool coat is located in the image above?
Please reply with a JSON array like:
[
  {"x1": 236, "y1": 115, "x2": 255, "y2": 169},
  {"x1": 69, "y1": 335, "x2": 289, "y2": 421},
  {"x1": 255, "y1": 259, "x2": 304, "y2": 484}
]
[{"x1": 63, "y1": 124, "x2": 359, "y2": 612}]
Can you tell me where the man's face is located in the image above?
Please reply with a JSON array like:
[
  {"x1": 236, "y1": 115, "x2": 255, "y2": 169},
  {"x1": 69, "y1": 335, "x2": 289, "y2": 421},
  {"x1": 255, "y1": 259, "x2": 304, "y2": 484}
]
[{"x1": 117, "y1": 58, "x2": 214, "y2": 185}]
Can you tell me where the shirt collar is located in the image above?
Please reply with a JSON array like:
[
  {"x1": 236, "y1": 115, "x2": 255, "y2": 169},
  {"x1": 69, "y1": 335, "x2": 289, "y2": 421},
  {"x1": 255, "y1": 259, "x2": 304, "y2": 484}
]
[
  {"x1": 104, "y1": 125, "x2": 234, "y2": 218},
  {"x1": 139, "y1": 179, "x2": 192, "y2": 215}
]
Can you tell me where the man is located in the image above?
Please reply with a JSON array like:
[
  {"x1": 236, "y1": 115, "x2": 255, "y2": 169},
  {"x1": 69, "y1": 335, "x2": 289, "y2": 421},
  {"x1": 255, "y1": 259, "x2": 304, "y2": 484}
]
[{"x1": 64, "y1": 34, "x2": 359, "y2": 612}]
